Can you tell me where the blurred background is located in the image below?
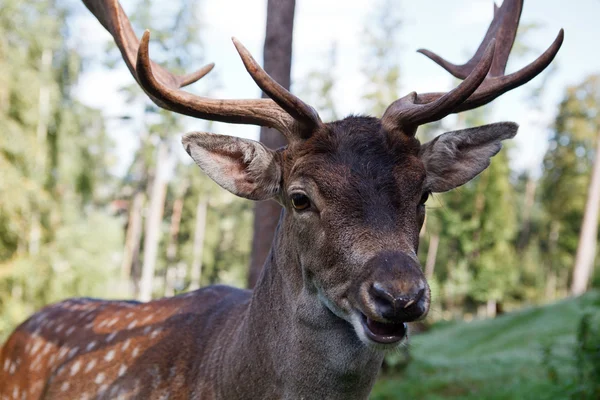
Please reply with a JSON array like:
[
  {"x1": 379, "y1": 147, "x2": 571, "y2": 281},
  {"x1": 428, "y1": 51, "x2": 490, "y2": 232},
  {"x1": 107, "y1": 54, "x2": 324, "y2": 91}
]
[{"x1": 0, "y1": 0, "x2": 599, "y2": 398}]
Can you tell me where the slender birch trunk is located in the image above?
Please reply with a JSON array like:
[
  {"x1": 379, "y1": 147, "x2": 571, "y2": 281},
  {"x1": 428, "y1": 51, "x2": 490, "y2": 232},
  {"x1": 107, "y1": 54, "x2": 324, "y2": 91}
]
[
  {"x1": 164, "y1": 186, "x2": 187, "y2": 296},
  {"x1": 121, "y1": 191, "x2": 145, "y2": 294},
  {"x1": 571, "y1": 129, "x2": 600, "y2": 295},
  {"x1": 189, "y1": 197, "x2": 208, "y2": 291},
  {"x1": 138, "y1": 142, "x2": 169, "y2": 302},
  {"x1": 424, "y1": 233, "x2": 440, "y2": 279}
]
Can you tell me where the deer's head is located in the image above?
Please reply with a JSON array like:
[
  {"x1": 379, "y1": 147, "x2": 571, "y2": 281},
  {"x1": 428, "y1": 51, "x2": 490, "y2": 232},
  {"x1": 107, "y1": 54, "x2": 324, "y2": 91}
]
[{"x1": 84, "y1": 0, "x2": 562, "y2": 348}]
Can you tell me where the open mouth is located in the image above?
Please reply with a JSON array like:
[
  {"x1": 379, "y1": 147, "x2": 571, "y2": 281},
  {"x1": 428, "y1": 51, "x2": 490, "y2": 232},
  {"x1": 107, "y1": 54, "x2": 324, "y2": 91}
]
[{"x1": 360, "y1": 313, "x2": 407, "y2": 344}]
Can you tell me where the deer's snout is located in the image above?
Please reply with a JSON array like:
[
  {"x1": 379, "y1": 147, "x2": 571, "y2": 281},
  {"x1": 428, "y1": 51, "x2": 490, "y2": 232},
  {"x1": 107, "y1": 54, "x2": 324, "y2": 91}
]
[
  {"x1": 370, "y1": 283, "x2": 427, "y2": 322},
  {"x1": 360, "y1": 251, "x2": 429, "y2": 324}
]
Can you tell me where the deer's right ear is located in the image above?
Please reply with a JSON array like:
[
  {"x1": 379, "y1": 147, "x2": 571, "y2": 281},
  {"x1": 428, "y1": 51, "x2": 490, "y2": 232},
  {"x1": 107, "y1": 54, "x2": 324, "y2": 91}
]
[{"x1": 182, "y1": 132, "x2": 282, "y2": 201}]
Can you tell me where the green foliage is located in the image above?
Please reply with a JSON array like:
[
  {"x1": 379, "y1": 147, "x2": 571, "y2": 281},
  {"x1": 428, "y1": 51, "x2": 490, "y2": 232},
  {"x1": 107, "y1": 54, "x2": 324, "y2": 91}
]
[{"x1": 571, "y1": 308, "x2": 600, "y2": 398}]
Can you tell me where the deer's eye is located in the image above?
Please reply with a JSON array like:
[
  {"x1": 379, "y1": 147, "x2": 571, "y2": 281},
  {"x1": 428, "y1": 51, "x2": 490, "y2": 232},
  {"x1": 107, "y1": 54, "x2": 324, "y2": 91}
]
[
  {"x1": 419, "y1": 191, "x2": 430, "y2": 206},
  {"x1": 291, "y1": 193, "x2": 311, "y2": 211}
]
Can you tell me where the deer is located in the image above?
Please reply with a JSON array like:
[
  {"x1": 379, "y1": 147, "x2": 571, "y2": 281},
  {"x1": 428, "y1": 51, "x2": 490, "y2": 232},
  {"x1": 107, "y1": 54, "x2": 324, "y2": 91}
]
[{"x1": 0, "y1": 0, "x2": 562, "y2": 398}]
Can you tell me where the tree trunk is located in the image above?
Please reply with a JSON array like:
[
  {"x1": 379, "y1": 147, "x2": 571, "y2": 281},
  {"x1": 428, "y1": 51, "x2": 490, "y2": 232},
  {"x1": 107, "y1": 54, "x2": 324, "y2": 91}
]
[
  {"x1": 164, "y1": 188, "x2": 186, "y2": 296},
  {"x1": 138, "y1": 142, "x2": 169, "y2": 302},
  {"x1": 189, "y1": 197, "x2": 208, "y2": 291},
  {"x1": 424, "y1": 233, "x2": 440, "y2": 279},
  {"x1": 121, "y1": 191, "x2": 145, "y2": 294},
  {"x1": 29, "y1": 49, "x2": 53, "y2": 256},
  {"x1": 248, "y1": 0, "x2": 296, "y2": 289},
  {"x1": 571, "y1": 129, "x2": 600, "y2": 296}
]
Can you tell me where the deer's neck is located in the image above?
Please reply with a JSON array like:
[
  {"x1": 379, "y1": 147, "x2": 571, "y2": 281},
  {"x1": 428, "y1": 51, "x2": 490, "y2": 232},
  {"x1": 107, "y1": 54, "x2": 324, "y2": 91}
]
[{"x1": 216, "y1": 212, "x2": 384, "y2": 400}]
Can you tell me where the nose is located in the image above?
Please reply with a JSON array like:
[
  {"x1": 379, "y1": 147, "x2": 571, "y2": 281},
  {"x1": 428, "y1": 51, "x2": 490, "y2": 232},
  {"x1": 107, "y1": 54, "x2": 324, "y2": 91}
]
[
  {"x1": 361, "y1": 251, "x2": 429, "y2": 323},
  {"x1": 370, "y1": 283, "x2": 427, "y2": 322}
]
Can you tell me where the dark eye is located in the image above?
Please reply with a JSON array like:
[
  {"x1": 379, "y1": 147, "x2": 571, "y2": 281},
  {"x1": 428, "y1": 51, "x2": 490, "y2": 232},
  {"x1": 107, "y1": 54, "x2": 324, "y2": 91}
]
[
  {"x1": 419, "y1": 191, "x2": 430, "y2": 206},
  {"x1": 291, "y1": 193, "x2": 311, "y2": 211}
]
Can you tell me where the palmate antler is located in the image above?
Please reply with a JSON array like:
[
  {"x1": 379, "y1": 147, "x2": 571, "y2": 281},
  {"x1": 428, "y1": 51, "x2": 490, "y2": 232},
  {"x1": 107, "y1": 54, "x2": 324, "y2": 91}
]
[
  {"x1": 81, "y1": 0, "x2": 322, "y2": 141},
  {"x1": 382, "y1": 0, "x2": 564, "y2": 134}
]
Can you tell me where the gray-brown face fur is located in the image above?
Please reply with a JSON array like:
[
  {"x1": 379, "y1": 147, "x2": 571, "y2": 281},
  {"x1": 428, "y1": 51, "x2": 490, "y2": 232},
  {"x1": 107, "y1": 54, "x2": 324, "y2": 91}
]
[{"x1": 183, "y1": 116, "x2": 518, "y2": 348}]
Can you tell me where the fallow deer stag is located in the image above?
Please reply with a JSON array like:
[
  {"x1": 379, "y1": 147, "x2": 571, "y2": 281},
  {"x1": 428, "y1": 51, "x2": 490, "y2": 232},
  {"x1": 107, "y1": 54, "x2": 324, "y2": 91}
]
[{"x1": 0, "y1": 0, "x2": 562, "y2": 398}]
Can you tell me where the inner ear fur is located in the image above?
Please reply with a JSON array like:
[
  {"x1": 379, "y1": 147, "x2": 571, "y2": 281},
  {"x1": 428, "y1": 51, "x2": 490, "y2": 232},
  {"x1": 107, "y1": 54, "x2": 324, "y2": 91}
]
[{"x1": 182, "y1": 132, "x2": 282, "y2": 201}]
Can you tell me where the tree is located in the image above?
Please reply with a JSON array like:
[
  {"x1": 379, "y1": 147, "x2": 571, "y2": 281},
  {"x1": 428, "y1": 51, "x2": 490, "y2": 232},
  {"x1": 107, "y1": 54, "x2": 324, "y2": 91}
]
[
  {"x1": 248, "y1": 0, "x2": 296, "y2": 288},
  {"x1": 0, "y1": 0, "x2": 121, "y2": 339},
  {"x1": 570, "y1": 77, "x2": 600, "y2": 295},
  {"x1": 571, "y1": 128, "x2": 600, "y2": 294},
  {"x1": 540, "y1": 75, "x2": 600, "y2": 297}
]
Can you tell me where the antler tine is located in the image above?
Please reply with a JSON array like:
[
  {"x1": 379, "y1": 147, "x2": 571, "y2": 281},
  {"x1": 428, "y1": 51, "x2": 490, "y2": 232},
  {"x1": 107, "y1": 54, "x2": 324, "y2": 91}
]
[
  {"x1": 136, "y1": 31, "x2": 296, "y2": 136},
  {"x1": 383, "y1": 0, "x2": 563, "y2": 135},
  {"x1": 82, "y1": 0, "x2": 212, "y2": 93},
  {"x1": 83, "y1": 0, "x2": 321, "y2": 142},
  {"x1": 232, "y1": 38, "x2": 322, "y2": 135},
  {"x1": 382, "y1": 40, "x2": 495, "y2": 133},
  {"x1": 420, "y1": 29, "x2": 564, "y2": 113},
  {"x1": 417, "y1": 0, "x2": 523, "y2": 79}
]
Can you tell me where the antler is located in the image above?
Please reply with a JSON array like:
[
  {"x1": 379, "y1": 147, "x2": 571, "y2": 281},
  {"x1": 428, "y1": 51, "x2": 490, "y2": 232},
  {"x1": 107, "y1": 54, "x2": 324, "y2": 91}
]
[
  {"x1": 82, "y1": 0, "x2": 322, "y2": 141},
  {"x1": 382, "y1": 0, "x2": 564, "y2": 134}
]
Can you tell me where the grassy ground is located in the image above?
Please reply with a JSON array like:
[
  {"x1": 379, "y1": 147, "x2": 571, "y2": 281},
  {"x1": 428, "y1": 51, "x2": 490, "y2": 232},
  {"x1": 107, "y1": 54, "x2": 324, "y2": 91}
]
[{"x1": 371, "y1": 290, "x2": 600, "y2": 400}]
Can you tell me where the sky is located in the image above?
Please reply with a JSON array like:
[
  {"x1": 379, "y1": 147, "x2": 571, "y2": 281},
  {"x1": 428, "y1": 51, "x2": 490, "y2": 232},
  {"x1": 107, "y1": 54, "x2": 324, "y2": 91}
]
[{"x1": 72, "y1": 0, "x2": 600, "y2": 177}]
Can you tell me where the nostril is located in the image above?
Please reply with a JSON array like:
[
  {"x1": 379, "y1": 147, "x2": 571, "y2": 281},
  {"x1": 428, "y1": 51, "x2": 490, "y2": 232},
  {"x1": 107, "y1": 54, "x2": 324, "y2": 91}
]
[
  {"x1": 369, "y1": 284, "x2": 427, "y2": 322},
  {"x1": 371, "y1": 282, "x2": 395, "y2": 304},
  {"x1": 403, "y1": 288, "x2": 425, "y2": 309},
  {"x1": 370, "y1": 283, "x2": 396, "y2": 316}
]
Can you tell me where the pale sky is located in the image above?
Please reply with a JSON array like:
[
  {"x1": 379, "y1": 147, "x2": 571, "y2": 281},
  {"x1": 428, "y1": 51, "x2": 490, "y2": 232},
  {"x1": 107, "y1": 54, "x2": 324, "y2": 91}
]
[{"x1": 72, "y1": 0, "x2": 600, "y2": 177}]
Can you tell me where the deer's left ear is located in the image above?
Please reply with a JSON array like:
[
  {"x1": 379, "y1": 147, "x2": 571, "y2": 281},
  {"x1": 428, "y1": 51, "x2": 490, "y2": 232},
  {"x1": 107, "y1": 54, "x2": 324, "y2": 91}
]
[
  {"x1": 182, "y1": 132, "x2": 281, "y2": 200},
  {"x1": 419, "y1": 122, "x2": 518, "y2": 193}
]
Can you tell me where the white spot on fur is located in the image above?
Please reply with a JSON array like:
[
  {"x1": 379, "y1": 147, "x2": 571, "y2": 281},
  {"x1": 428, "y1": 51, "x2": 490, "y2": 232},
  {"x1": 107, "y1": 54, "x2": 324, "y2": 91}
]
[
  {"x1": 95, "y1": 372, "x2": 105, "y2": 384},
  {"x1": 142, "y1": 314, "x2": 154, "y2": 324},
  {"x1": 107, "y1": 318, "x2": 118, "y2": 328},
  {"x1": 58, "y1": 347, "x2": 68, "y2": 359},
  {"x1": 106, "y1": 332, "x2": 117, "y2": 342},
  {"x1": 105, "y1": 350, "x2": 115, "y2": 362},
  {"x1": 85, "y1": 359, "x2": 97, "y2": 373},
  {"x1": 70, "y1": 360, "x2": 81, "y2": 376},
  {"x1": 65, "y1": 326, "x2": 75, "y2": 336},
  {"x1": 118, "y1": 364, "x2": 127, "y2": 377},
  {"x1": 127, "y1": 320, "x2": 137, "y2": 329},
  {"x1": 150, "y1": 328, "x2": 162, "y2": 339},
  {"x1": 132, "y1": 346, "x2": 140, "y2": 358},
  {"x1": 86, "y1": 341, "x2": 97, "y2": 351},
  {"x1": 143, "y1": 326, "x2": 151, "y2": 335},
  {"x1": 31, "y1": 341, "x2": 42, "y2": 354},
  {"x1": 61, "y1": 382, "x2": 69, "y2": 392},
  {"x1": 121, "y1": 339, "x2": 131, "y2": 351}
]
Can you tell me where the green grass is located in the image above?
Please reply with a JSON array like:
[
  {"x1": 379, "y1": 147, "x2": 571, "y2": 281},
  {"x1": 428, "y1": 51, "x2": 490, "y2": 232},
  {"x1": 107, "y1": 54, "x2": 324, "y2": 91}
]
[{"x1": 371, "y1": 290, "x2": 600, "y2": 400}]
